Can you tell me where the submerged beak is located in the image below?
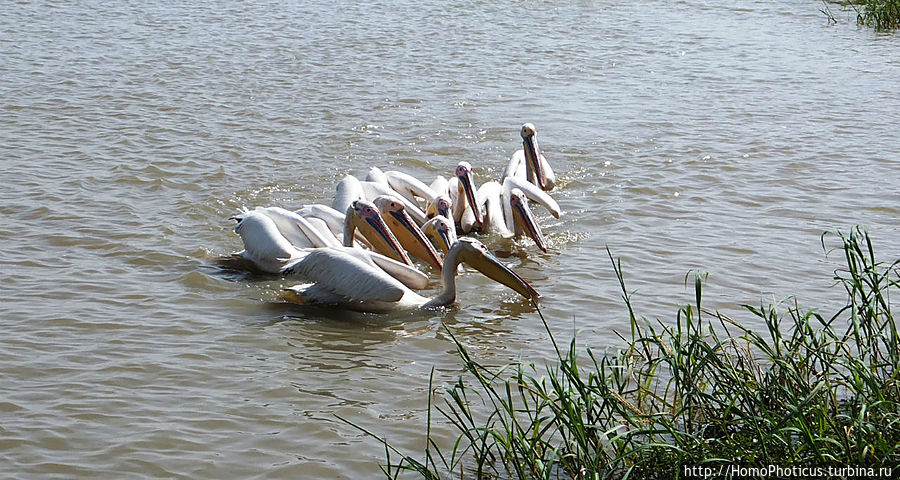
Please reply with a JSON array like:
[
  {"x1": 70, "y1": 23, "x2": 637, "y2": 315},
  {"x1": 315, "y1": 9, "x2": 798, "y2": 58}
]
[
  {"x1": 386, "y1": 209, "x2": 444, "y2": 271},
  {"x1": 458, "y1": 169, "x2": 483, "y2": 228},
  {"x1": 463, "y1": 248, "x2": 541, "y2": 301},
  {"x1": 522, "y1": 134, "x2": 547, "y2": 191},
  {"x1": 511, "y1": 199, "x2": 548, "y2": 253}
]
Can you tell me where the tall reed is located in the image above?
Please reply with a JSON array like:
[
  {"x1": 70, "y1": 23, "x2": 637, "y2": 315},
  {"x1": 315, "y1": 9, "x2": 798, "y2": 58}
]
[{"x1": 342, "y1": 227, "x2": 900, "y2": 478}]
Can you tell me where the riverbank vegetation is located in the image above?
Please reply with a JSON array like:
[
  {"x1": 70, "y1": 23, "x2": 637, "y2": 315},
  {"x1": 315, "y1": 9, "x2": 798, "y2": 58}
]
[
  {"x1": 824, "y1": 0, "x2": 900, "y2": 29},
  {"x1": 344, "y1": 228, "x2": 900, "y2": 478}
]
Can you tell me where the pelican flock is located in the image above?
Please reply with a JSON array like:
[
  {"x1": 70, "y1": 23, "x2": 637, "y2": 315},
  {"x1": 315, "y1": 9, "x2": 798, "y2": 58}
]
[{"x1": 221, "y1": 123, "x2": 563, "y2": 313}]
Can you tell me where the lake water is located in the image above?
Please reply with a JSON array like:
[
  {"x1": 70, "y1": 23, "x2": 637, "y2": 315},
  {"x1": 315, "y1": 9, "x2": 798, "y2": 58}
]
[{"x1": 2, "y1": 1, "x2": 899, "y2": 478}]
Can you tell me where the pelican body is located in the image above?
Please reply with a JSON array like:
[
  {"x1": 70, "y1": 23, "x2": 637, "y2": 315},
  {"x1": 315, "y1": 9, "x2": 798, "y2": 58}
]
[
  {"x1": 283, "y1": 237, "x2": 540, "y2": 313},
  {"x1": 477, "y1": 175, "x2": 561, "y2": 252},
  {"x1": 230, "y1": 209, "x2": 428, "y2": 290}
]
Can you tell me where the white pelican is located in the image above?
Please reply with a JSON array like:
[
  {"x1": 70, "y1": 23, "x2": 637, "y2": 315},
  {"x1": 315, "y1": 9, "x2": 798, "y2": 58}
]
[
  {"x1": 425, "y1": 176, "x2": 454, "y2": 223},
  {"x1": 231, "y1": 209, "x2": 304, "y2": 274},
  {"x1": 503, "y1": 123, "x2": 557, "y2": 191},
  {"x1": 422, "y1": 216, "x2": 457, "y2": 255},
  {"x1": 282, "y1": 237, "x2": 540, "y2": 313},
  {"x1": 428, "y1": 162, "x2": 483, "y2": 234},
  {"x1": 234, "y1": 206, "x2": 315, "y2": 250},
  {"x1": 477, "y1": 176, "x2": 562, "y2": 253},
  {"x1": 341, "y1": 199, "x2": 413, "y2": 266},
  {"x1": 423, "y1": 215, "x2": 461, "y2": 274},
  {"x1": 372, "y1": 195, "x2": 444, "y2": 270},
  {"x1": 230, "y1": 209, "x2": 428, "y2": 290}
]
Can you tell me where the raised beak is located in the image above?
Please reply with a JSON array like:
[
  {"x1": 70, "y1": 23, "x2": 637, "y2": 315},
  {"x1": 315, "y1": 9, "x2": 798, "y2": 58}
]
[
  {"x1": 386, "y1": 209, "x2": 444, "y2": 271},
  {"x1": 522, "y1": 134, "x2": 547, "y2": 191},
  {"x1": 464, "y1": 248, "x2": 541, "y2": 302},
  {"x1": 458, "y1": 169, "x2": 483, "y2": 228},
  {"x1": 511, "y1": 198, "x2": 548, "y2": 253}
]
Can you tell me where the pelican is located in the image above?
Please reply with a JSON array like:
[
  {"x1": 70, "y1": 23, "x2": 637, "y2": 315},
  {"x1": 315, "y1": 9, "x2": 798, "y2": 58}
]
[
  {"x1": 422, "y1": 216, "x2": 457, "y2": 255},
  {"x1": 429, "y1": 162, "x2": 483, "y2": 233},
  {"x1": 231, "y1": 209, "x2": 304, "y2": 274},
  {"x1": 373, "y1": 195, "x2": 444, "y2": 270},
  {"x1": 342, "y1": 199, "x2": 413, "y2": 266},
  {"x1": 423, "y1": 215, "x2": 461, "y2": 274},
  {"x1": 503, "y1": 123, "x2": 556, "y2": 191},
  {"x1": 234, "y1": 206, "x2": 316, "y2": 250},
  {"x1": 230, "y1": 209, "x2": 428, "y2": 290},
  {"x1": 283, "y1": 237, "x2": 540, "y2": 313},
  {"x1": 425, "y1": 176, "x2": 454, "y2": 222},
  {"x1": 477, "y1": 176, "x2": 562, "y2": 253}
]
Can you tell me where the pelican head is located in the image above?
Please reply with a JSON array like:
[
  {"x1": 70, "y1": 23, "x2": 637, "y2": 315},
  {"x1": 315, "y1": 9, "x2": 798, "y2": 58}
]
[
  {"x1": 344, "y1": 199, "x2": 412, "y2": 266},
  {"x1": 508, "y1": 188, "x2": 548, "y2": 253},
  {"x1": 423, "y1": 215, "x2": 457, "y2": 255},
  {"x1": 455, "y1": 161, "x2": 484, "y2": 228},
  {"x1": 453, "y1": 237, "x2": 541, "y2": 302},
  {"x1": 373, "y1": 195, "x2": 444, "y2": 271},
  {"x1": 520, "y1": 122, "x2": 537, "y2": 138},
  {"x1": 520, "y1": 122, "x2": 547, "y2": 191},
  {"x1": 426, "y1": 194, "x2": 453, "y2": 221}
]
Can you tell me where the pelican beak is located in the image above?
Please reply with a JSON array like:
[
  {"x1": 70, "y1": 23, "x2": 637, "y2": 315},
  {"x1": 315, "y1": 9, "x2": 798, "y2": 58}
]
[
  {"x1": 435, "y1": 227, "x2": 455, "y2": 255},
  {"x1": 463, "y1": 248, "x2": 541, "y2": 302},
  {"x1": 423, "y1": 217, "x2": 456, "y2": 256},
  {"x1": 348, "y1": 202, "x2": 413, "y2": 266},
  {"x1": 522, "y1": 133, "x2": 547, "y2": 191},
  {"x1": 458, "y1": 169, "x2": 483, "y2": 228},
  {"x1": 386, "y1": 209, "x2": 444, "y2": 271},
  {"x1": 511, "y1": 198, "x2": 548, "y2": 253}
]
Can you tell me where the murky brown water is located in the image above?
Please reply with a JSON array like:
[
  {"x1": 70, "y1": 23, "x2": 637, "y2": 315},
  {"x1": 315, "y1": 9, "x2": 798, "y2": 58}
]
[{"x1": 2, "y1": 1, "x2": 899, "y2": 478}]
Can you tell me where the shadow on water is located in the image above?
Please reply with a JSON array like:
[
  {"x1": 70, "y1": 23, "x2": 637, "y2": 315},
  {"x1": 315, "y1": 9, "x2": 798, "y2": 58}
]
[{"x1": 206, "y1": 254, "x2": 275, "y2": 282}]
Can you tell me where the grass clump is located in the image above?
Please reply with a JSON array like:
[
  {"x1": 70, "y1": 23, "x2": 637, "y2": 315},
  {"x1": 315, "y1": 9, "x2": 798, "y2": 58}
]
[
  {"x1": 344, "y1": 227, "x2": 900, "y2": 478},
  {"x1": 824, "y1": 0, "x2": 900, "y2": 29},
  {"x1": 856, "y1": 0, "x2": 900, "y2": 29}
]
